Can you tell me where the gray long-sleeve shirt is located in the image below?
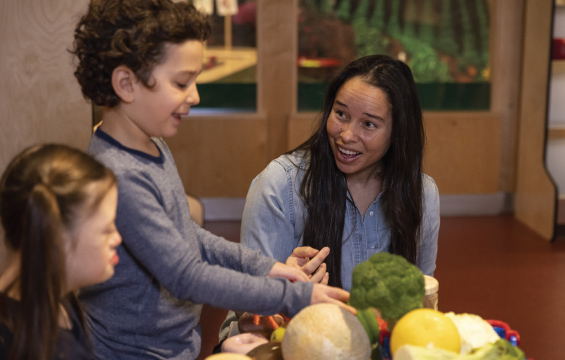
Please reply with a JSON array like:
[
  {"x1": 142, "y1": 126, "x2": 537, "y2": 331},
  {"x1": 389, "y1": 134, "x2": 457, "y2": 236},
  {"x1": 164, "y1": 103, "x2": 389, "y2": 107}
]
[{"x1": 80, "y1": 130, "x2": 312, "y2": 360}]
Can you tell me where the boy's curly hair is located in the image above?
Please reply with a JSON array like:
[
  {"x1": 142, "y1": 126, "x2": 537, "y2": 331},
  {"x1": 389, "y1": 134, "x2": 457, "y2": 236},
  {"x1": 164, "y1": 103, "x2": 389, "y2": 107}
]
[{"x1": 71, "y1": 0, "x2": 211, "y2": 107}]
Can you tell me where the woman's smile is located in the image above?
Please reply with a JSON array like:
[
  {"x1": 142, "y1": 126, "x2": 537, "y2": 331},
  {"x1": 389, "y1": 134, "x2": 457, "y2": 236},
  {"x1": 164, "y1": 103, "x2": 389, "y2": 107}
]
[{"x1": 337, "y1": 146, "x2": 361, "y2": 161}]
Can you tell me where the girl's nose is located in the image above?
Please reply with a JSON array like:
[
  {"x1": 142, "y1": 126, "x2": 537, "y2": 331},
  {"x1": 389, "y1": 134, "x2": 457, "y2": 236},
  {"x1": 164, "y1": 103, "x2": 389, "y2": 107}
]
[{"x1": 111, "y1": 230, "x2": 122, "y2": 247}]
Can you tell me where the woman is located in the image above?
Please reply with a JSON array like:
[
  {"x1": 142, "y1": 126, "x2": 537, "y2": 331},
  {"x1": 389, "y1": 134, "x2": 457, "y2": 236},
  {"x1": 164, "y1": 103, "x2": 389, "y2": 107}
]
[
  {"x1": 241, "y1": 55, "x2": 439, "y2": 290},
  {"x1": 0, "y1": 144, "x2": 121, "y2": 360}
]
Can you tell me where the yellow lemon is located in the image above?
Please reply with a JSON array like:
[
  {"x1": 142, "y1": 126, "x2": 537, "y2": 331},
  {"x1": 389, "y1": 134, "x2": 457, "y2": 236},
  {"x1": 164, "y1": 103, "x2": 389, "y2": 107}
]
[{"x1": 390, "y1": 308, "x2": 461, "y2": 356}]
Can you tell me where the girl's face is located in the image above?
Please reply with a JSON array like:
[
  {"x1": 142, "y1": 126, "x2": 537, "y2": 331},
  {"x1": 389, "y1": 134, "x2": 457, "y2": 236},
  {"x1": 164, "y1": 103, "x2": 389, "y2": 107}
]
[
  {"x1": 326, "y1": 77, "x2": 393, "y2": 182},
  {"x1": 129, "y1": 40, "x2": 203, "y2": 139},
  {"x1": 64, "y1": 185, "x2": 121, "y2": 291}
]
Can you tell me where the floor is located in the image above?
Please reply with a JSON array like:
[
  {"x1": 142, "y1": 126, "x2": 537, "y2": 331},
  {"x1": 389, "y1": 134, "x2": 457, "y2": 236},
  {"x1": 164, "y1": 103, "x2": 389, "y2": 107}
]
[{"x1": 198, "y1": 216, "x2": 565, "y2": 360}]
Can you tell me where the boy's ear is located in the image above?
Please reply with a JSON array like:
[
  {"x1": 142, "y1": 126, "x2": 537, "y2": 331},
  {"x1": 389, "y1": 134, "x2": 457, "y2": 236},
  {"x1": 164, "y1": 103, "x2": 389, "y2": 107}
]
[{"x1": 112, "y1": 65, "x2": 136, "y2": 103}]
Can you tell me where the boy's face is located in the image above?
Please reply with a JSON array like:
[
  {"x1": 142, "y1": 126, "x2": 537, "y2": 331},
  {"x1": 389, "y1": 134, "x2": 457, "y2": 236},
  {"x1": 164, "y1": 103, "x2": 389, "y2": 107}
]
[{"x1": 130, "y1": 40, "x2": 203, "y2": 139}]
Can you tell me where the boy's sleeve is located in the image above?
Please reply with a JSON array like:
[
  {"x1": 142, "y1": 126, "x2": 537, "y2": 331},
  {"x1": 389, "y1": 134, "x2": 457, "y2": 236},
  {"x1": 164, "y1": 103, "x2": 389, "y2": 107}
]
[
  {"x1": 115, "y1": 171, "x2": 312, "y2": 317},
  {"x1": 193, "y1": 225, "x2": 276, "y2": 277}
]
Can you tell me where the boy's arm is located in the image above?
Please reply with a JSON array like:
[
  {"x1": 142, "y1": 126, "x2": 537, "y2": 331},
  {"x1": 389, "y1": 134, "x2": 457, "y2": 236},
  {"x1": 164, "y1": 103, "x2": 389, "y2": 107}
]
[
  {"x1": 195, "y1": 159, "x2": 301, "y2": 275},
  {"x1": 193, "y1": 225, "x2": 276, "y2": 276},
  {"x1": 115, "y1": 171, "x2": 312, "y2": 317}
]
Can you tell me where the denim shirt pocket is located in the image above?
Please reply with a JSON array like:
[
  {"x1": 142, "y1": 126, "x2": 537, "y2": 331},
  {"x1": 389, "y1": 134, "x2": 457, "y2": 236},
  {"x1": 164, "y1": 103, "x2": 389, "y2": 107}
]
[{"x1": 367, "y1": 214, "x2": 391, "y2": 257}]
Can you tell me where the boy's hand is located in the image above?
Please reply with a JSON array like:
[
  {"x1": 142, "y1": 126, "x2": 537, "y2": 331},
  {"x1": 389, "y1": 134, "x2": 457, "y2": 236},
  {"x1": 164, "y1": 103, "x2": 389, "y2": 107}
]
[
  {"x1": 268, "y1": 262, "x2": 309, "y2": 282},
  {"x1": 285, "y1": 246, "x2": 330, "y2": 284},
  {"x1": 310, "y1": 284, "x2": 357, "y2": 315},
  {"x1": 220, "y1": 333, "x2": 268, "y2": 354}
]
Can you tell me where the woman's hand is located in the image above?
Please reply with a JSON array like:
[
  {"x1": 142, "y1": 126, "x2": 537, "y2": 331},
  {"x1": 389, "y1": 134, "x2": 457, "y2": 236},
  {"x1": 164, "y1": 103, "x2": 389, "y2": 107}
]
[
  {"x1": 310, "y1": 283, "x2": 357, "y2": 315},
  {"x1": 220, "y1": 333, "x2": 269, "y2": 354},
  {"x1": 285, "y1": 246, "x2": 330, "y2": 284},
  {"x1": 268, "y1": 262, "x2": 309, "y2": 282}
]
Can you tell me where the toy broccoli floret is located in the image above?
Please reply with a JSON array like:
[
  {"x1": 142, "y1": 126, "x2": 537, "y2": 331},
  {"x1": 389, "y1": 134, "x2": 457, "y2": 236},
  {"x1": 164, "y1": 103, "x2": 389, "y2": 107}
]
[{"x1": 350, "y1": 252, "x2": 425, "y2": 330}]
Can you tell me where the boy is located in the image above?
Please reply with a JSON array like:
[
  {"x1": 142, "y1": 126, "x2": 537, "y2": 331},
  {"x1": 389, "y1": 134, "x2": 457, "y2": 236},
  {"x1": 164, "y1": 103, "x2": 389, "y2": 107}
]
[{"x1": 71, "y1": 1, "x2": 353, "y2": 359}]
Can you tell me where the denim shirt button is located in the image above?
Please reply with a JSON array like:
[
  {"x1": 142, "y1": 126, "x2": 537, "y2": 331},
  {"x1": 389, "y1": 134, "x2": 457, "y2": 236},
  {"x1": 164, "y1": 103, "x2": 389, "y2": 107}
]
[{"x1": 369, "y1": 211, "x2": 374, "y2": 216}]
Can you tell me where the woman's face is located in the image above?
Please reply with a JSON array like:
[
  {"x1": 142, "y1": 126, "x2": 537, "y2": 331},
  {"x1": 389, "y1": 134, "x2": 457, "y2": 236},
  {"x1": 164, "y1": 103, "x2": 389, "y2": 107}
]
[
  {"x1": 64, "y1": 184, "x2": 121, "y2": 291},
  {"x1": 326, "y1": 77, "x2": 393, "y2": 181}
]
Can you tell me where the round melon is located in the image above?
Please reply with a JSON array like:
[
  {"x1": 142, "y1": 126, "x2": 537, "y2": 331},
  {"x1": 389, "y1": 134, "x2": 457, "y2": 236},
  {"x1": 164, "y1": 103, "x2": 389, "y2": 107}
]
[{"x1": 281, "y1": 304, "x2": 370, "y2": 360}]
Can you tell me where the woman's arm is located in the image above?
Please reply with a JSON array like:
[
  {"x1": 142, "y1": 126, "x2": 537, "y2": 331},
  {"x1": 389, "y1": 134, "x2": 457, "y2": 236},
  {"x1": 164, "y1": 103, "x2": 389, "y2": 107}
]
[
  {"x1": 240, "y1": 158, "x2": 329, "y2": 282},
  {"x1": 240, "y1": 159, "x2": 302, "y2": 262},
  {"x1": 418, "y1": 174, "x2": 440, "y2": 276}
]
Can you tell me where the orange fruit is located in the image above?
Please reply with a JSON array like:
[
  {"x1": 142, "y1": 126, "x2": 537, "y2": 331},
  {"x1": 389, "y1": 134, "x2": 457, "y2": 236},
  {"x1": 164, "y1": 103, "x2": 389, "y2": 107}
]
[{"x1": 390, "y1": 308, "x2": 461, "y2": 355}]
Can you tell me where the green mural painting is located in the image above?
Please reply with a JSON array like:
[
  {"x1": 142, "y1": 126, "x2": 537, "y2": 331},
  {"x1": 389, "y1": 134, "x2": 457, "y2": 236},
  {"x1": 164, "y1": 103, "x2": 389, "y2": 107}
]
[{"x1": 298, "y1": 0, "x2": 490, "y2": 84}]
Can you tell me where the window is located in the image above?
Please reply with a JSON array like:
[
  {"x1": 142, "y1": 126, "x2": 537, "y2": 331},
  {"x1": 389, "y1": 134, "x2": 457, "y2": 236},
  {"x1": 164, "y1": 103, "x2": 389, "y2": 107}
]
[
  {"x1": 297, "y1": 0, "x2": 491, "y2": 111},
  {"x1": 194, "y1": 0, "x2": 258, "y2": 112}
]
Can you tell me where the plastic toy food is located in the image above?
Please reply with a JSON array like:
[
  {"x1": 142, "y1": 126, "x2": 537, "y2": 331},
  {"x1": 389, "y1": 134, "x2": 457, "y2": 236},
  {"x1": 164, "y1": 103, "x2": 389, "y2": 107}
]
[
  {"x1": 246, "y1": 342, "x2": 283, "y2": 360},
  {"x1": 444, "y1": 312, "x2": 500, "y2": 354},
  {"x1": 393, "y1": 339, "x2": 525, "y2": 360},
  {"x1": 270, "y1": 327, "x2": 286, "y2": 342},
  {"x1": 349, "y1": 252, "x2": 425, "y2": 330},
  {"x1": 390, "y1": 309, "x2": 461, "y2": 356},
  {"x1": 238, "y1": 313, "x2": 286, "y2": 339},
  {"x1": 280, "y1": 303, "x2": 371, "y2": 360}
]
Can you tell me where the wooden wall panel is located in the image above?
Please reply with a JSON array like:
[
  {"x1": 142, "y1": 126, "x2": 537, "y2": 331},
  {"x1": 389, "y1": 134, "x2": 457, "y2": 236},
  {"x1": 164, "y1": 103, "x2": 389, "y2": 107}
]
[
  {"x1": 257, "y1": 0, "x2": 297, "y2": 161},
  {"x1": 0, "y1": 0, "x2": 91, "y2": 269},
  {"x1": 490, "y1": 0, "x2": 525, "y2": 192},
  {"x1": 423, "y1": 112, "x2": 501, "y2": 194},
  {"x1": 514, "y1": 0, "x2": 556, "y2": 240},
  {"x1": 288, "y1": 112, "x2": 318, "y2": 150},
  {"x1": 0, "y1": 1, "x2": 91, "y2": 170},
  {"x1": 167, "y1": 115, "x2": 267, "y2": 197}
]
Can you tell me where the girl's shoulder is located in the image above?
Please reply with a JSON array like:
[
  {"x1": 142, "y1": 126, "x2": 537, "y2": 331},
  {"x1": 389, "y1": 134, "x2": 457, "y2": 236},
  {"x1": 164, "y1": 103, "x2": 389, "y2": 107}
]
[{"x1": 57, "y1": 296, "x2": 92, "y2": 360}]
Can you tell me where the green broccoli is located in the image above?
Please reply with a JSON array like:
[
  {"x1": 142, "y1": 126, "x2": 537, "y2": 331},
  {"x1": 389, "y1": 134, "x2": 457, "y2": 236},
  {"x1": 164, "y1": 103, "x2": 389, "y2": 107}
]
[{"x1": 350, "y1": 252, "x2": 425, "y2": 329}]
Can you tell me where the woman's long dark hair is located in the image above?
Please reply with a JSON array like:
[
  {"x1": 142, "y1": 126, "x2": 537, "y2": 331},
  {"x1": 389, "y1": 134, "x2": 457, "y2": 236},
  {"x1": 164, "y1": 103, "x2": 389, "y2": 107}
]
[
  {"x1": 292, "y1": 55, "x2": 425, "y2": 288},
  {"x1": 0, "y1": 144, "x2": 116, "y2": 360}
]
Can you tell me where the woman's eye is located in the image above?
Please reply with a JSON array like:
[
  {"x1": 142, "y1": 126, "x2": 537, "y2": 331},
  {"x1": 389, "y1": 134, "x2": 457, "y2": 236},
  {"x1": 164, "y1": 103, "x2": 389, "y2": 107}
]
[
  {"x1": 335, "y1": 110, "x2": 347, "y2": 119},
  {"x1": 364, "y1": 121, "x2": 377, "y2": 128},
  {"x1": 177, "y1": 83, "x2": 188, "y2": 89}
]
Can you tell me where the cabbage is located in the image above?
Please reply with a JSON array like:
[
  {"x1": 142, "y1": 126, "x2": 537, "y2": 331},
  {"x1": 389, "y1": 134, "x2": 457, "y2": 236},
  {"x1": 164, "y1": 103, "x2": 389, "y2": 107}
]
[{"x1": 444, "y1": 312, "x2": 500, "y2": 354}]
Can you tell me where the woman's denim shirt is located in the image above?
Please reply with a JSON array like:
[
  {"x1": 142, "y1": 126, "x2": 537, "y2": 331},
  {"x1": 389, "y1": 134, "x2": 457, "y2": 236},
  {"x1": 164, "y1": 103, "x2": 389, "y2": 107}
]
[{"x1": 241, "y1": 152, "x2": 440, "y2": 291}]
